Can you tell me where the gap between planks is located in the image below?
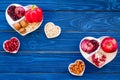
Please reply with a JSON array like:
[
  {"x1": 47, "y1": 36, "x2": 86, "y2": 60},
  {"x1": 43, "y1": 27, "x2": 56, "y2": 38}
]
[
  {"x1": 0, "y1": 72, "x2": 119, "y2": 74},
  {"x1": 0, "y1": 51, "x2": 119, "y2": 54},
  {"x1": 2, "y1": 10, "x2": 120, "y2": 12},
  {"x1": 0, "y1": 30, "x2": 120, "y2": 33}
]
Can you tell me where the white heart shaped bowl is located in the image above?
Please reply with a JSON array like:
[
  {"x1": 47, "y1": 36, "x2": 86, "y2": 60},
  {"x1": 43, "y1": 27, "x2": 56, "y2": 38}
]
[
  {"x1": 79, "y1": 36, "x2": 118, "y2": 68},
  {"x1": 3, "y1": 37, "x2": 20, "y2": 53},
  {"x1": 5, "y1": 4, "x2": 43, "y2": 36},
  {"x1": 68, "y1": 60, "x2": 85, "y2": 76}
]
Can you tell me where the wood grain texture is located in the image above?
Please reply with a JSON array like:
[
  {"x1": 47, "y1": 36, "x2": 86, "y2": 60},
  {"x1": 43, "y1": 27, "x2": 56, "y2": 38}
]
[
  {"x1": 0, "y1": 0, "x2": 120, "y2": 80},
  {"x1": 0, "y1": 0, "x2": 109, "y2": 11},
  {"x1": 0, "y1": 32, "x2": 120, "y2": 52},
  {"x1": 0, "y1": 0, "x2": 118, "y2": 11},
  {"x1": 0, "y1": 53, "x2": 119, "y2": 73},
  {"x1": 111, "y1": 0, "x2": 120, "y2": 11},
  {"x1": 0, "y1": 73, "x2": 119, "y2": 80},
  {"x1": 1, "y1": 12, "x2": 120, "y2": 32}
]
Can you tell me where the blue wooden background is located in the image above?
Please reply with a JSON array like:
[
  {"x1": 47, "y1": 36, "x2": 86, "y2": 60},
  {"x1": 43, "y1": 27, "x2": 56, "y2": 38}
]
[{"x1": 0, "y1": 0, "x2": 120, "y2": 80}]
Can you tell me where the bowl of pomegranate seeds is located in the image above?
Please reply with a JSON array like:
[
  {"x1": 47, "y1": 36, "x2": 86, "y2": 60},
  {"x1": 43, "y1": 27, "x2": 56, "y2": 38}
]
[{"x1": 3, "y1": 37, "x2": 20, "y2": 53}]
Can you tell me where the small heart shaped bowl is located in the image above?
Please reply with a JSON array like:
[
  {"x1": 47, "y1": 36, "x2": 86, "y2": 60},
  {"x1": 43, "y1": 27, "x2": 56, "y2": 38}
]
[
  {"x1": 68, "y1": 60, "x2": 85, "y2": 76},
  {"x1": 3, "y1": 37, "x2": 20, "y2": 54}
]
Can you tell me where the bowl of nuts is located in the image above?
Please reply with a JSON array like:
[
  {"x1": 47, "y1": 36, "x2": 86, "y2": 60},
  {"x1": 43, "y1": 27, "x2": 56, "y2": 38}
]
[{"x1": 68, "y1": 59, "x2": 85, "y2": 76}]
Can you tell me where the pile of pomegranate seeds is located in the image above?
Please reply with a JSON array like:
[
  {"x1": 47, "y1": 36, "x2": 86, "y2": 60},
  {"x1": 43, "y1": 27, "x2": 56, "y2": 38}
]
[{"x1": 3, "y1": 37, "x2": 20, "y2": 53}]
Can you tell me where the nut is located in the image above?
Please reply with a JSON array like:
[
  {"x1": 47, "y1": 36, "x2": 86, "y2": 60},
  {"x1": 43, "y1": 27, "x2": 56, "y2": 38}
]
[
  {"x1": 69, "y1": 60, "x2": 85, "y2": 76},
  {"x1": 13, "y1": 22, "x2": 21, "y2": 30},
  {"x1": 20, "y1": 19, "x2": 28, "y2": 28},
  {"x1": 19, "y1": 28, "x2": 26, "y2": 34}
]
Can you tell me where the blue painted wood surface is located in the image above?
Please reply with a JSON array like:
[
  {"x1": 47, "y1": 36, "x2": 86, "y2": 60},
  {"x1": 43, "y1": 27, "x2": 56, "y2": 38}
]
[{"x1": 0, "y1": 0, "x2": 120, "y2": 80}]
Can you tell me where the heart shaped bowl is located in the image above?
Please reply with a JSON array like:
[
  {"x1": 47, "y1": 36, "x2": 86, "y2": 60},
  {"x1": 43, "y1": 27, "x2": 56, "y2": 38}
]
[
  {"x1": 44, "y1": 22, "x2": 61, "y2": 38},
  {"x1": 79, "y1": 36, "x2": 118, "y2": 68},
  {"x1": 68, "y1": 60, "x2": 85, "y2": 76},
  {"x1": 5, "y1": 4, "x2": 43, "y2": 36},
  {"x1": 3, "y1": 37, "x2": 20, "y2": 53}
]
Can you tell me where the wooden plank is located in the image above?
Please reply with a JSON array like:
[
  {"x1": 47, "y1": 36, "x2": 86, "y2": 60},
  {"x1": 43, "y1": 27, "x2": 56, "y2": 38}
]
[
  {"x1": 0, "y1": 73, "x2": 119, "y2": 80},
  {"x1": 111, "y1": 0, "x2": 120, "y2": 11},
  {"x1": 0, "y1": 32, "x2": 119, "y2": 52},
  {"x1": 1, "y1": 0, "x2": 120, "y2": 80},
  {"x1": 1, "y1": 11, "x2": 120, "y2": 31},
  {"x1": 0, "y1": 53, "x2": 119, "y2": 73},
  {"x1": 0, "y1": 0, "x2": 109, "y2": 11}
]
